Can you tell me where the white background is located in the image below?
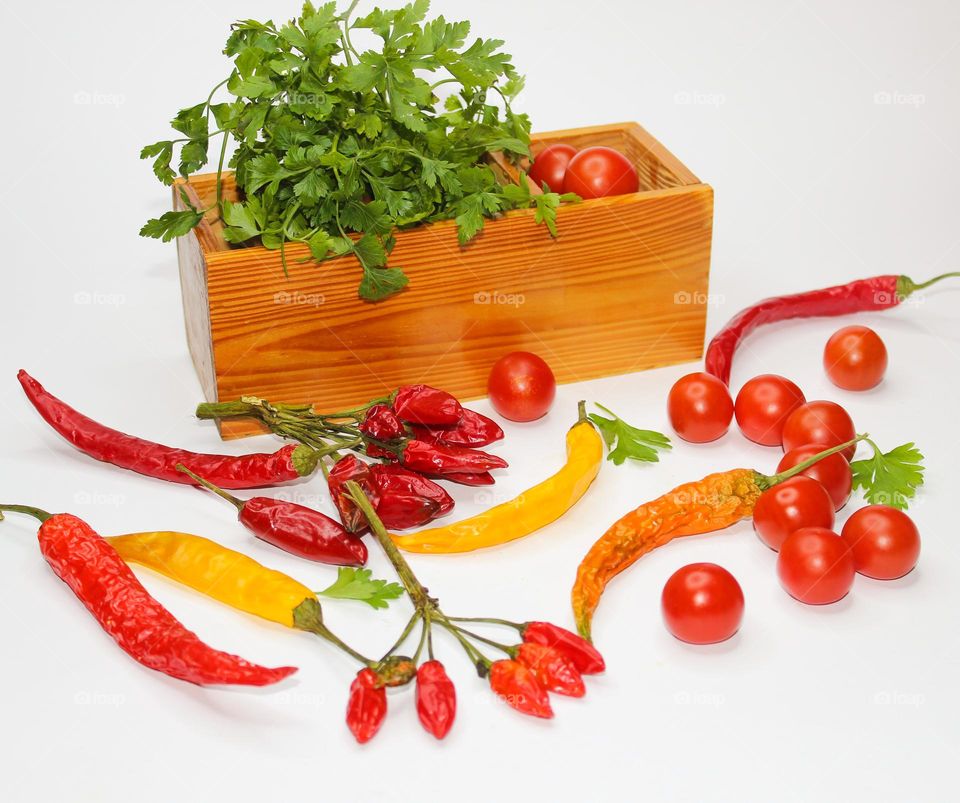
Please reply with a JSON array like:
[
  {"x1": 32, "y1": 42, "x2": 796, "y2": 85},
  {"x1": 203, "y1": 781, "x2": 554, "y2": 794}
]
[{"x1": 1, "y1": 1, "x2": 958, "y2": 801}]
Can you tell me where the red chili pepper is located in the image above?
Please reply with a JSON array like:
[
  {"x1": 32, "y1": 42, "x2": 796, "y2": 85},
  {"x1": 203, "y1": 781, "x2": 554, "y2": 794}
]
[
  {"x1": 370, "y1": 464, "x2": 454, "y2": 528},
  {"x1": 415, "y1": 660, "x2": 456, "y2": 739},
  {"x1": 346, "y1": 668, "x2": 387, "y2": 744},
  {"x1": 400, "y1": 440, "x2": 508, "y2": 476},
  {"x1": 412, "y1": 409, "x2": 504, "y2": 448},
  {"x1": 0, "y1": 506, "x2": 296, "y2": 687},
  {"x1": 522, "y1": 621, "x2": 606, "y2": 675},
  {"x1": 516, "y1": 642, "x2": 585, "y2": 697},
  {"x1": 488, "y1": 659, "x2": 553, "y2": 719},
  {"x1": 328, "y1": 455, "x2": 377, "y2": 532},
  {"x1": 18, "y1": 371, "x2": 316, "y2": 489},
  {"x1": 177, "y1": 465, "x2": 367, "y2": 566},
  {"x1": 393, "y1": 385, "x2": 463, "y2": 425},
  {"x1": 704, "y1": 272, "x2": 959, "y2": 385},
  {"x1": 360, "y1": 404, "x2": 406, "y2": 442},
  {"x1": 430, "y1": 471, "x2": 495, "y2": 487}
]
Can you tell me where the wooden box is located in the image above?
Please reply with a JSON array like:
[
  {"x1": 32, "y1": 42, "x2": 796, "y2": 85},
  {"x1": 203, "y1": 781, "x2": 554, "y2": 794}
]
[{"x1": 175, "y1": 122, "x2": 713, "y2": 439}]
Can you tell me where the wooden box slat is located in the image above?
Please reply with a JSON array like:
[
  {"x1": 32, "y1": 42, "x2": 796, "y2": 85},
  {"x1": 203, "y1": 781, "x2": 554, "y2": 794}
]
[{"x1": 175, "y1": 122, "x2": 713, "y2": 439}]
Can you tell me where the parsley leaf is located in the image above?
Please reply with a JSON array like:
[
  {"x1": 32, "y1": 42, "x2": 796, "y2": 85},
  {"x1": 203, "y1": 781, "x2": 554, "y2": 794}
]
[
  {"x1": 318, "y1": 567, "x2": 404, "y2": 610},
  {"x1": 142, "y1": 1, "x2": 579, "y2": 301},
  {"x1": 589, "y1": 403, "x2": 672, "y2": 465},
  {"x1": 850, "y1": 441, "x2": 925, "y2": 509}
]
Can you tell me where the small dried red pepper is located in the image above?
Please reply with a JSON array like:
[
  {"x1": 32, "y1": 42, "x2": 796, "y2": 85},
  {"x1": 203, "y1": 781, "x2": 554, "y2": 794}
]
[
  {"x1": 521, "y1": 621, "x2": 606, "y2": 675},
  {"x1": 360, "y1": 404, "x2": 406, "y2": 442},
  {"x1": 705, "y1": 272, "x2": 959, "y2": 385},
  {"x1": 0, "y1": 505, "x2": 296, "y2": 687},
  {"x1": 19, "y1": 371, "x2": 316, "y2": 488},
  {"x1": 433, "y1": 471, "x2": 495, "y2": 486},
  {"x1": 412, "y1": 408, "x2": 504, "y2": 448},
  {"x1": 346, "y1": 668, "x2": 387, "y2": 744},
  {"x1": 415, "y1": 660, "x2": 456, "y2": 739},
  {"x1": 177, "y1": 465, "x2": 367, "y2": 566},
  {"x1": 400, "y1": 440, "x2": 508, "y2": 476},
  {"x1": 393, "y1": 384, "x2": 463, "y2": 425},
  {"x1": 515, "y1": 642, "x2": 585, "y2": 697},
  {"x1": 488, "y1": 659, "x2": 553, "y2": 719}
]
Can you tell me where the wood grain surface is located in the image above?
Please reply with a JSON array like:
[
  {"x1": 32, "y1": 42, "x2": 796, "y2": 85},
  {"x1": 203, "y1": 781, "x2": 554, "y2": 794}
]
[{"x1": 175, "y1": 122, "x2": 713, "y2": 439}]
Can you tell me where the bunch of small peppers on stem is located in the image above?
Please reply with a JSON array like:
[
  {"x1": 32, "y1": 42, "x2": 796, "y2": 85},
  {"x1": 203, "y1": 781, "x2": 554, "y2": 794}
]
[{"x1": 324, "y1": 482, "x2": 604, "y2": 742}]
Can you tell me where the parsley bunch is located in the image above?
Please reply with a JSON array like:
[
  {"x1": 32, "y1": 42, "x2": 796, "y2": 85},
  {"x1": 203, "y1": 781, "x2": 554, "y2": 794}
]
[{"x1": 141, "y1": 0, "x2": 577, "y2": 301}]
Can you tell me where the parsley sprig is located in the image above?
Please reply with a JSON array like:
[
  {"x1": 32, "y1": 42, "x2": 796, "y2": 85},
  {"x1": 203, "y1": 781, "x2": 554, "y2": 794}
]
[
  {"x1": 318, "y1": 567, "x2": 403, "y2": 609},
  {"x1": 141, "y1": 1, "x2": 577, "y2": 300},
  {"x1": 589, "y1": 403, "x2": 672, "y2": 465},
  {"x1": 850, "y1": 439, "x2": 925, "y2": 510}
]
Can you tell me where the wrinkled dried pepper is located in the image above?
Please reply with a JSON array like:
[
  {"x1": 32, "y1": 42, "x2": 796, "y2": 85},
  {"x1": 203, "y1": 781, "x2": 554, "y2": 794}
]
[
  {"x1": 392, "y1": 402, "x2": 603, "y2": 554},
  {"x1": 0, "y1": 507, "x2": 296, "y2": 686},
  {"x1": 18, "y1": 370, "x2": 316, "y2": 488},
  {"x1": 415, "y1": 660, "x2": 457, "y2": 740},
  {"x1": 572, "y1": 438, "x2": 864, "y2": 640}
]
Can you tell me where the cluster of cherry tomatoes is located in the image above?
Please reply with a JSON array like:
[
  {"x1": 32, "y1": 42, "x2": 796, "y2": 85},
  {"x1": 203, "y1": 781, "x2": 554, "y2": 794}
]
[
  {"x1": 528, "y1": 142, "x2": 640, "y2": 199},
  {"x1": 660, "y1": 324, "x2": 920, "y2": 645}
]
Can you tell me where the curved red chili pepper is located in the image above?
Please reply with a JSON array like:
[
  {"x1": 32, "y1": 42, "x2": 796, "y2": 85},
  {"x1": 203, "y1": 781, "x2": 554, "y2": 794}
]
[
  {"x1": 415, "y1": 660, "x2": 457, "y2": 739},
  {"x1": 18, "y1": 371, "x2": 316, "y2": 489},
  {"x1": 346, "y1": 668, "x2": 387, "y2": 744},
  {"x1": 176, "y1": 465, "x2": 366, "y2": 566},
  {"x1": 488, "y1": 659, "x2": 553, "y2": 719},
  {"x1": 522, "y1": 621, "x2": 605, "y2": 675},
  {"x1": 516, "y1": 642, "x2": 585, "y2": 697},
  {"x1": 430, "y1": 471, "x2": 495, "y2": 487},
  {"x1": 704, "y1": 273, "x2": 959, "y2": 385},
  {"x1": 0, "y1": 507, "x2": 296, "y2": 687}
]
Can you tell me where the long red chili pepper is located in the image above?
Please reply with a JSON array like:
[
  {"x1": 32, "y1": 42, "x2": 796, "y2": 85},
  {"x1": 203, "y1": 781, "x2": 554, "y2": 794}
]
[
  {"x1": 176, "y1": 465, "x2": 367, "y2": 566},
  {"x1": 0, "y1": 505, "x2": 296, "y2": 686},
  {"x1": 18, "y1": 371, "x2": 317, "y2": 489},
  {"x1": 704, "y1": 272, "x2": 959, "y2": 385}
]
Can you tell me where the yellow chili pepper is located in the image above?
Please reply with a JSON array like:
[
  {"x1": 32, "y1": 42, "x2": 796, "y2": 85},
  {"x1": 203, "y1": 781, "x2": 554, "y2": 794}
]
[
  {"x1": 391, "y1": 402, "x2": 604, "y2": 554},
  {"x1": 107, "y1": 531, "x2": 314, "y2": 627}
]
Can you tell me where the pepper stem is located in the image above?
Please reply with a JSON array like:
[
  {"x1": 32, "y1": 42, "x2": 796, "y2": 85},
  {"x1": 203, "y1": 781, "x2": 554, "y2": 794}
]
[
  {"x1": 175, "y1": 464, "x2": 244, "y2": 512},
  {"x1": 759, "y1": 435, "x2": 867, "y2": 489},
  {"x1": 0, "y1": 504, "x2": 53, "y2": 523},
  {"x1": 899, "y1": 271, "x2": 960, "y2": 296}
]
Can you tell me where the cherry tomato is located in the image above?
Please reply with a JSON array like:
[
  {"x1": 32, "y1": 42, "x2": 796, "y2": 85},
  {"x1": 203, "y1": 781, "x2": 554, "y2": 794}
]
[
  {"x1": 562, "y1": 146, "x2": 640, "y2": 199},
  {"x1": 753, "y1": 477, "x2": 835, "y2": 551},
  {"x1": 823, "y1": 325, "x2": 888, "y2": 391},
  {"x1": 487, "y1": 351, "x2": 556, "y2": 422},
  {"x1": 777, "y1": 527, "x2": 855, "y2": 605},
  {"x1": 667, "y1": 372, "x2": 734, "y2": 443},
  {"x1": 840, "y1": 505, "x2": 920, "y2": 580},
  {"x1": 781, "y1": 400, "x2": 857, "y2": 461},
  {"x1": 734, "y1": 374, "x2": 806, "y2": 446},
  {"x1": 661, "y1": 563, "x2": 744, "y2": 644},
  {"x1": 777, "y1": 444, "x2": 852, "y2": 511},
  {"x1": 528, "y1": 143, "x2": 577, "y2": 194}
]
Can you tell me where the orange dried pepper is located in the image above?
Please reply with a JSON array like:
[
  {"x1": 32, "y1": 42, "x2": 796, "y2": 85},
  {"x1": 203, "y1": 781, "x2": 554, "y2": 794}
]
[{"x1": 571, "y1": 438, "x2": 863, "y2": 641}]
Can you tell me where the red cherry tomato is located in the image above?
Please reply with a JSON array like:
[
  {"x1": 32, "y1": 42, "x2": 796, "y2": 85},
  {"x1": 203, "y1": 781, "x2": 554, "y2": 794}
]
[
  {"x1": 487, "y1": 351, "x2": 556, "y2": 422},
  {"x1": 823, "y1": 325, "x2": 888, "y2": 391},
  {"x1": 667, "y1": 372, "x2": 734, "y2": 443},
  {"x1": 734, "y1": 374, "x2": 806, "y2": 446},
  {"x1": 777, "y1": 527, "x2": 855, "y2": 605},
  {"x1": 776, "y1": 444, "x2": 852, "y2": 511},
  {"x1": 562, "y1": 146, "x2": 640, "y2": 199},
  {"x1": 753, "y1": 477, "x2": 835, "y2": 551},
  {"x1": 661, "y1": 563, "x2": 744, "y2": 645},
  {"x1": 528, "y1": 143, "x2": 577, "y2": 194},
  {"x1": 840, "y1": 505, "x2": 920, "y2": 580},
  {"x1": 781, "y1": 401, "x2": 857, "y2": 461}
]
